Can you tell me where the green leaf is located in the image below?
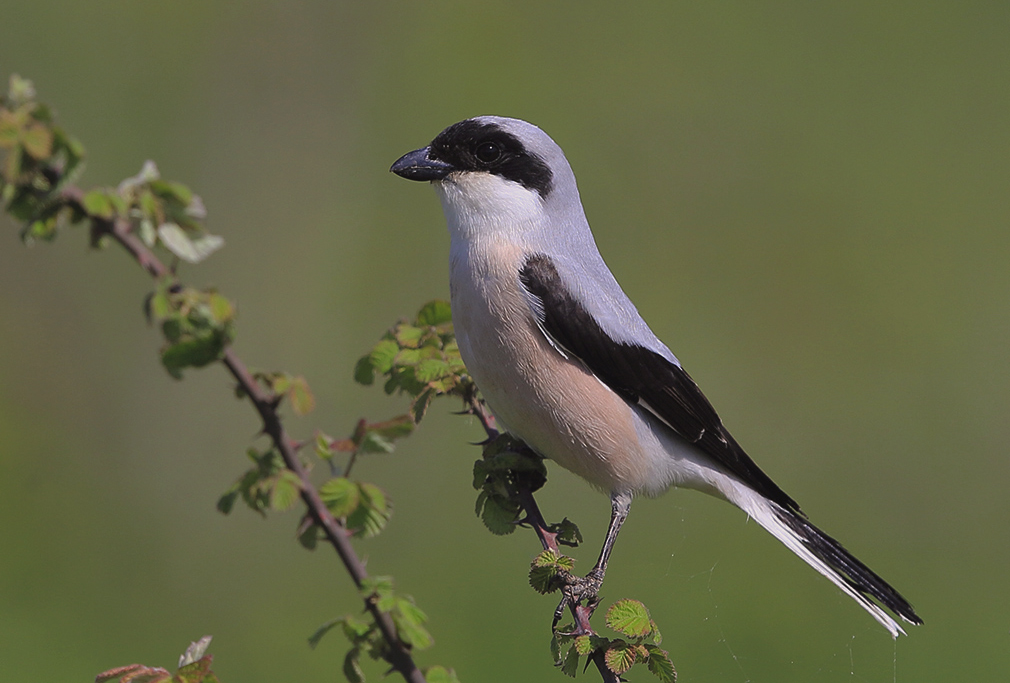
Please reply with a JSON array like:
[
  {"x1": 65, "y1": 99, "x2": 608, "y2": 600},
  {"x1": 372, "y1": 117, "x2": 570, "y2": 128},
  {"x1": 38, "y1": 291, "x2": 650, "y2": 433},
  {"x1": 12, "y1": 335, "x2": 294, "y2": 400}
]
[
  {"x1": 82, "y1": 189, "x2": 116, "y2": 219},
  {"x1": 529, "y1": 564, "x2": 558, "y2": 595},
  {"x1": 160, "y1": 333, "x2": 225, "y2": 376},
  {"x1": 369, "y1": 339, "x2": 399, "y2": 374},
  {"x1": 574, "y1": 635, "x2": 594, "y2": 656},
  {"x1": 409, "y1": 387, "x2": 435, "y2": 424},
  {"x1": 368, "y1": 415, "x2": 414, "y2": 440},
  {"x1": 359, "y1": 430, "x2": 394, "y2": 454},
  {"x1": 604, "y1": 642, "x2": 637, "y2": 675},
  {"x1": 319, "y1": 477, "x2": 360, "y2": 517},
  {"x1": 645, "y1": 645, "x2": 677, "y2": 683},
  {"x1": 360, "y1": 576, "x2": 394, "y2": 603},
  {"x1": 0, "y1": 110, "x2": 18, "y2": 147},
  {"x1": 150, "y1": 178, "x2": 193, "y2": 205},
  {"x1": 393, "y1": 347, "x2": 421, "y2": 367},
  {"x1": 424, "y1": 665, "x2": 460, "y2": 683},
  {"x1": 3, "y1": 142, "x2": 22, "y2": 180},
  {"x1": 297, "y1": 521, "x2": 320, "y2": 550},
  {"x1": 480, "y1": 495, "x2": 518, "y2": 535},
  {"x1": 394, "y1": 324, "x2": 424, "y2": 348},
  {"x1": 270, "y1": 470, "x2": 302, "y2": 511},
  {"x1": 287, "y1": 375, "x2": 315, "y2": 416},
  {"x1": 353, "y1": 356, "x2": 375, "y2": 385},
  {"x1": 606, "y1": 599, "x2": 653, "y2": 639},
  {"x1": 20, "y1": 122, "x2": 51, "y2": 159},
  {"x1": 560, "y1": 644, "x2": 580, "y2": 678},
  {"x1": 393, "y1": 597, "x2": 432, "y2": 650},
  {"x1": 555, "y1": 518, "x2": 583, "y2": 547},
  {"x1": 415, "y1": 300, "x2": 452, "y2": 326},
  {"x1": 343, "y1": 648, "x2": 365, "y2": 683},
  {"x1": 347, "y1": 482, "x2": 392, "y2": 537},
  {"x1": 415, "y1": 359, "x2": 450, "y2": 383},
  {"x1": 175, "y1": 655, "x2": 212, "y2": 683},
  {"x1": 216, "y1": 486, "x2": 239, "y2": 515},
  {"x1": 341, "y1": 615, "x2": 372, "y2": 642},
  {"x1": 307, "y1": 618, "x2": 341, "y2": 649}
]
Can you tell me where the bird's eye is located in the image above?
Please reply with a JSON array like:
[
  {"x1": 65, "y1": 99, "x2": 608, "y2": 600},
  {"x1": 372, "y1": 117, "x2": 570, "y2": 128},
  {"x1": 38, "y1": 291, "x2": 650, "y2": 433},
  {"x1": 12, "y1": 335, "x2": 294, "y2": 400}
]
[{"x1": 474, "y1": 141, "x2": 502, "y2": 163}]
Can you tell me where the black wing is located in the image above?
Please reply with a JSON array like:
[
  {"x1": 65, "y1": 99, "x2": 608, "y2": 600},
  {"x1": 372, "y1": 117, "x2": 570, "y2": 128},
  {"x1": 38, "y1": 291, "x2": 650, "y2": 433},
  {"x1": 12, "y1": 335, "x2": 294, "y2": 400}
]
[{"x1": 519, "y1": 253, "x2": 800, "y2": 513}]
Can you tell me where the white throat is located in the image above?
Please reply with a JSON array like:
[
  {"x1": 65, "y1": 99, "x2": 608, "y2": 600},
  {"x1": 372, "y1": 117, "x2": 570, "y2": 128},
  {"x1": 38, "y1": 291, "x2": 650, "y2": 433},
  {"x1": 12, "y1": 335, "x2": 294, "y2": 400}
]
[{"x1": 434, "y1": 172, "x2": 546, "y2": 245}]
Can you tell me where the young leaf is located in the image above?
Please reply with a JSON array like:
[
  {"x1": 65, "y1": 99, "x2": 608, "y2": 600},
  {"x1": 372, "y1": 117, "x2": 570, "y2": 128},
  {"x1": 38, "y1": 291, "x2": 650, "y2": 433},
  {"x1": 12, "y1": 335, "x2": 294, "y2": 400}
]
[
  {"x1": 270, "y1": 470, "x2": 302, "y2": 511},
  {"x1": 307, "y1": 618, "x2": 341, "y2": 650},
  {"x1": 606, "y1": 598, "x2": 653, "y2": 638},
  {"x1": 415, "y1": 300, "x2": 452, "y2": 326},
  {"x1": 604, "y1": 642, "x2": 637, "y2": 675},
  {"x1": 560, "y1": 644, "x2": 580, "y2": 678},
  {"x1": 574, "y1": 635, "x2": 594, "y2": 656},
  {"x1": 340, "y1": 615, "x2": 373, "y2": 642},
  {"x1": 369, "y1": 339, "x2": 399, "y2": 374},
  {"x1": 393, "y1": 597, "x2": 433, "y2": 650},
  {"x1": 82, "y1": 189, "x2": 116, "y2": 219},
  {"x1": 347, "y1": 482, "x2": 392, "y2": 537},
  {"x1": 555, "y1": 518, "x2": 583, "y2": 547},
  {"x1": 319, "y1": 477, "x2": 360, "y2": 518},
  {"x1": 423, "y1": 666, "x2": 460, "y2": 683},
  {"x1": 414, "y1": 359, "x2": 450, "y2": 383},
  {"x1": 342, "y1": 648, "x2": 365, "y2": 683},
  {"x1": 529, "y1": 563, "x2": 558, "y2": 595},
  {"x1": 216, "y1": 486, "x2": 239, "y2": 515},
  {"x1": 645, "y1": 645, "x2": 677, "y2": 683},
  {"x1": 480, "y1": 495, "x2": 517, "y2": 535},
  {"x1": 368, "y1": 415, "x2": 414, "y2": 440},
  {"x1": 358, "y1": 430, "x2": 394, "y2": 455},
  {"x1": 287, "y1": 375, "x2": 315, "y2": 416},
  {"x1": 174, "y1": 656, "x2": 212, "y2": 683},
  {"x1": 21, "y1": 122, "x2": 52, "y2": 160},
  {"x1": 409, "y1": 387, "x2": 435, "y2": 424},
  {"x1": 394, "y1": 324, "x2": 424, "y2": 348},
  {"x1": 353, "y1": 356, "x2": 375, "y2": 385}
]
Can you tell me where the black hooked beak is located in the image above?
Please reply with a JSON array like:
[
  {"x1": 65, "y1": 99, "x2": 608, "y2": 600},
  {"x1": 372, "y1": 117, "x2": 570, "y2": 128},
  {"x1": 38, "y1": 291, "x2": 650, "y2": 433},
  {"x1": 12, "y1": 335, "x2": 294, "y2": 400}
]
[{"x1": 390, "y1": 146, "x2": 455, "y2": 181}]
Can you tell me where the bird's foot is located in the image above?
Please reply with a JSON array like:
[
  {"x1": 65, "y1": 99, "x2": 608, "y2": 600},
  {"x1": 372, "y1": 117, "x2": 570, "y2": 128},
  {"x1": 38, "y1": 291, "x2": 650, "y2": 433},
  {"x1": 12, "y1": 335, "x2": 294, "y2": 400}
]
[{"x1": 552, "y1": 568, "x2": 605, "y2": 634}]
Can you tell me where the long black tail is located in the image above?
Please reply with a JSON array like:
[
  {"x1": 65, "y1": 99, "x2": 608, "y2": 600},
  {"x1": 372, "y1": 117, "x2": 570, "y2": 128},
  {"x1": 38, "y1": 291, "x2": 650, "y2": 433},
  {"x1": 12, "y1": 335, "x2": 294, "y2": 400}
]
[
  {"x1": 738, "y1": 491, "x2": 922, "y2": 636},
  {"x1": 774, "y1": 505, "x2": 923, "y2": 628}
]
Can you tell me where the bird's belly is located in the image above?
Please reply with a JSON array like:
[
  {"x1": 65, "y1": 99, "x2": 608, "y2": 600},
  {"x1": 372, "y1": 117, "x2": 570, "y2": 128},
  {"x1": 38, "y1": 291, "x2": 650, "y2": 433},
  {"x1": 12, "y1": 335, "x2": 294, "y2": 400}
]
[{"x1": 451, "y1": 261, "x2": 653, "y2": 494}]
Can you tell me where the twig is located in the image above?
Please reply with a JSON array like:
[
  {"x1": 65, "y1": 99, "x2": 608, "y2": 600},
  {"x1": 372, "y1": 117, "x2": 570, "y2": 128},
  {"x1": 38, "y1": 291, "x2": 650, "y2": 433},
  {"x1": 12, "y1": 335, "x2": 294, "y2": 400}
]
[
  {"x1": 464, "y1": 393, "x2": 620, "y2": 683},
  {"x1": 62, "y1": 188, "x2": 427, "y2": 683}
]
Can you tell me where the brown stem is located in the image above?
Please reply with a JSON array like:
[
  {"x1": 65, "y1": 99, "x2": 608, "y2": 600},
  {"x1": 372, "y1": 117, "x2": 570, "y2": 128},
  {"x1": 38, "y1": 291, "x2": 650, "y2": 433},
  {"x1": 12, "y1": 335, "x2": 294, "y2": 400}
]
[
  {"x1": 466, "y1": 394, "x2": 614, "y2": 678},
  {"x1": 63, "y1": 189, "x2": 426, "y2": 683}
]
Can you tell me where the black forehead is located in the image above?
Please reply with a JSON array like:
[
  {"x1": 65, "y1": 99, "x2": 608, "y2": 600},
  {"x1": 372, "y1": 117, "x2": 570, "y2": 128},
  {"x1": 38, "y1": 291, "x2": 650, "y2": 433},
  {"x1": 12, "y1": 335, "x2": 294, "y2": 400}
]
[{"x1": 428, "y1": 119, "x2": 554, "y2": 198}]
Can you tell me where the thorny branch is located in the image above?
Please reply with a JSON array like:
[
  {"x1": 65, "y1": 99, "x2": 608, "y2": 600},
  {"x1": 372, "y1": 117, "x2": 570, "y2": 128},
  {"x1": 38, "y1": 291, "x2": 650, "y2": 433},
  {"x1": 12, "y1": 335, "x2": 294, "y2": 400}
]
[
  {"x1": 51, "y1": 185, "x2": 621, "y2": 683},
  {"x1": 462, "y1": 389, "x2": 621, "y2": 683},
  {"x1": 58, "y1": 186, "x2": 427, "y2": 683}
]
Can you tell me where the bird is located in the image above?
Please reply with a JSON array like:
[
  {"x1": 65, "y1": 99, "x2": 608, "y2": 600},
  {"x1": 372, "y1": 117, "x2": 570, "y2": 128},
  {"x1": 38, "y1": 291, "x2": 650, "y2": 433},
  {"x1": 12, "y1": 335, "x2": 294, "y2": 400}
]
[{"x1": 389, "y1": 116, "x2": 922, "y2": 637}]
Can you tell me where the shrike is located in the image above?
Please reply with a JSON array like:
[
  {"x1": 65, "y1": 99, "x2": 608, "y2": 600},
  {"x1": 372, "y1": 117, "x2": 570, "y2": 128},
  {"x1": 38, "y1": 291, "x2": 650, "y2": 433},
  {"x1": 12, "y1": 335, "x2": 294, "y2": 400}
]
[{"x1": 390, "y1": 116, "x2": 921, "y2": 637}]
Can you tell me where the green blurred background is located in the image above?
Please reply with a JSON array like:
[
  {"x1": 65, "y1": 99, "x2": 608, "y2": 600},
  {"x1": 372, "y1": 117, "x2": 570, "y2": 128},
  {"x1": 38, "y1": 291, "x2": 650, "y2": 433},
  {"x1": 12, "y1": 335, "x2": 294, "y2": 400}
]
[{"x1": 1, "y1": 2, "x2": 1007, "y2": 681}]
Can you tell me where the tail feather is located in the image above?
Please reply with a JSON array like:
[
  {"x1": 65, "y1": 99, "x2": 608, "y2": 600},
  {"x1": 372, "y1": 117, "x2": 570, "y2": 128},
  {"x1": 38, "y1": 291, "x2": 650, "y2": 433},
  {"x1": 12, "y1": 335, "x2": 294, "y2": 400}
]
[{"x1": 737, "y1": 493, "x2": 922, "y2": 637}]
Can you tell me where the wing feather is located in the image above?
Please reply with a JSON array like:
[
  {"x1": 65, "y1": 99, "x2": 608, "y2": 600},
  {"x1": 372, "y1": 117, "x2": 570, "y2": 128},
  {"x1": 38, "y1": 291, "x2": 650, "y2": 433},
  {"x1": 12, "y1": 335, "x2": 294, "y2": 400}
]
[{"x1": 518, "y1": 253, "x2": 799, "y2": 512}]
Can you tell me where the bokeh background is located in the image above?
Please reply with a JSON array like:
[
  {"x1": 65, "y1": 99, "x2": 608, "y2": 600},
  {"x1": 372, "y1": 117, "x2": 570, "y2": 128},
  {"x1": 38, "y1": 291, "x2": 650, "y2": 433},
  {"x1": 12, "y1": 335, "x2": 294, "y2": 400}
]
[{"x1": 1, "y1": 2, "x2": 1008, "y2": 681}]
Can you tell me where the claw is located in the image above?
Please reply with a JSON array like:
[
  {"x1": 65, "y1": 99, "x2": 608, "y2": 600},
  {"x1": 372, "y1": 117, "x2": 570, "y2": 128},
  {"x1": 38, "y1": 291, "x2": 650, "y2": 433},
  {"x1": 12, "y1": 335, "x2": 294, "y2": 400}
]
[{"x1": 551, "y1": 568, "x2": 605, "y2": 634}]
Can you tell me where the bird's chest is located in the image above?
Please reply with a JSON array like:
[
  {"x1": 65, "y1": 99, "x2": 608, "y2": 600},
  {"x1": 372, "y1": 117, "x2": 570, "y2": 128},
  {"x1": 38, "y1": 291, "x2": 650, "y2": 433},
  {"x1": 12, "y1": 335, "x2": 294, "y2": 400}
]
[
  {"x1": 449, "y1": 241, "x2": 542, "y2": 404},
  {"x1": 448, "y1": 240, "x2": 648, "y2": 492}
]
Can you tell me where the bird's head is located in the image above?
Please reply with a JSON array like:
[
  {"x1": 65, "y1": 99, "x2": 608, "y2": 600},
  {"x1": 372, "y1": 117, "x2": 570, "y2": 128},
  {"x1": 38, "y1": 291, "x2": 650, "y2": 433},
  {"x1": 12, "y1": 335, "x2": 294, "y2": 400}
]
[{"x1": 390, "y1": 116, "x2": 586, "y2": 243}]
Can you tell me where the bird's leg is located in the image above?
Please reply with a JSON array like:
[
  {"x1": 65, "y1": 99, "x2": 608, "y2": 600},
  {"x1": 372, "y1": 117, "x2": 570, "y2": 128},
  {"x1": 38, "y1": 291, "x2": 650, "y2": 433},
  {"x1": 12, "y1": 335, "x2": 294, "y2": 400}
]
[{"x1": 554, "y1": 492, "x2": 632, "y2": 628}]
